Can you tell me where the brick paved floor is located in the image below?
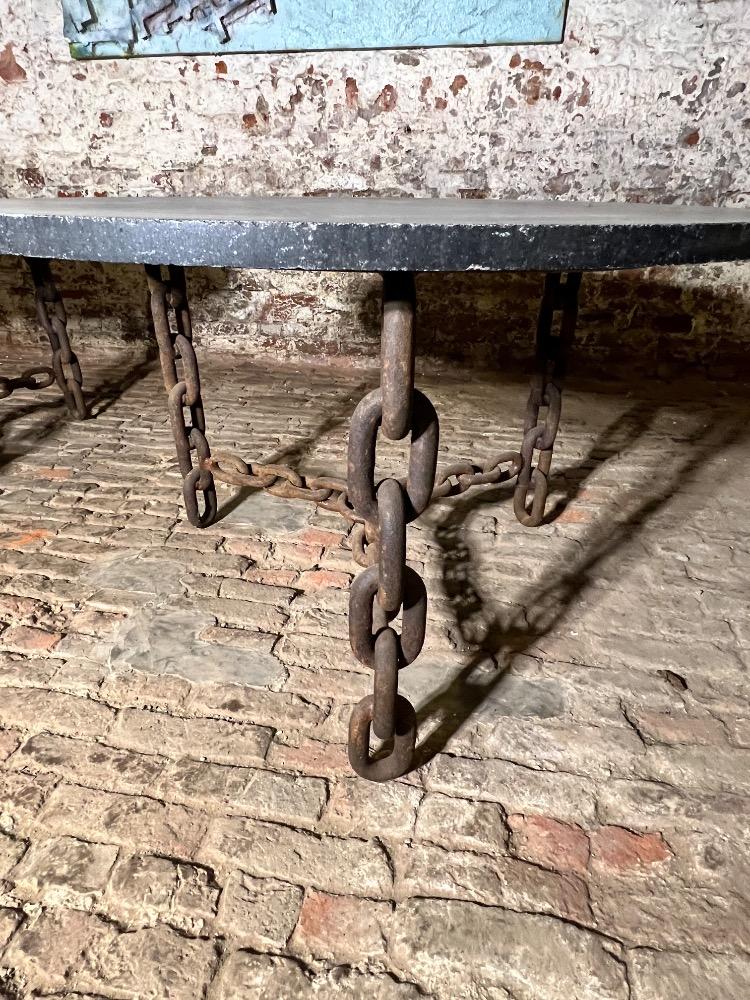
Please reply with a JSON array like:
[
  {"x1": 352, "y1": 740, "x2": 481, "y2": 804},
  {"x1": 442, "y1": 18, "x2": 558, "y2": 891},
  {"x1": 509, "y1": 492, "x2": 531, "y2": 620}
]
[{"x1": 0, "y1": 347, "x2": 749, "y2": 999}]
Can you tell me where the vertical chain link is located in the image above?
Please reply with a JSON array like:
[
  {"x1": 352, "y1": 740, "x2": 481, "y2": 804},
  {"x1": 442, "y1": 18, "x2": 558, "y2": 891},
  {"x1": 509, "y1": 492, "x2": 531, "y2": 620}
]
[
  {"x1": 145, "y1": 264, "x2": 218, "y2": 528},
  {"x1": 25, "y1": 258, "x2": 87, "y2": 420},
  {"x1": 347, "y1": 273, "x2": 438, "y2": 782},
  {"x1": 514, "y1": 271, "x2": 582, "y2": 527}
]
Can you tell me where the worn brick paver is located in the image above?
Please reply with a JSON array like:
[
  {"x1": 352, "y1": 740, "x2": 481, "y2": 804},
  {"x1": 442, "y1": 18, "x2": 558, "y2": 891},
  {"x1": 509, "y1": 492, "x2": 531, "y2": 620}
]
[{"x1": 0, "y1": 350, "x2": 749, "y2": 998}]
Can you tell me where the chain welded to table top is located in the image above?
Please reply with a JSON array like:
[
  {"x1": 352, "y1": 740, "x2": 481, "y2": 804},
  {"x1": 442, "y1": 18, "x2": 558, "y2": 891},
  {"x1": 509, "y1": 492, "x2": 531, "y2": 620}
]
[{"x1": 1, "y1": 197, "x2": 749, "y2": 272}]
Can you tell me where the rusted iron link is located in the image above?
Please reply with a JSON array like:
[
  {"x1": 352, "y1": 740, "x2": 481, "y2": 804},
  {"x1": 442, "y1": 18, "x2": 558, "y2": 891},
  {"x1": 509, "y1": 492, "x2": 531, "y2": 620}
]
[
  {"x1": 205, "y1": 438, "x2": 522, "y2": 566},
  {"x1": 205, "y1": 452, "x2": 360, "y2": 520},
  {"x1": 25, "y1": 258, "x2": 87, "y2": 419},
  {"x1": 348, "y1": 695, "x2": 417, "y2": 782},
  {"x1": 347, "y1": 388, "x2": 439, "y2": 527},
  {"x1": 381, "y1": 272, "x2": 416, "y2": 441},
  {"x1": 145, "y1": 264, "x2": 218, "y2": 528},
  {"x1": 514, "y1": 271, "x2": 582, "y2": 527},
  {"x1": 432, "y1": 450, "x2": 523, "y2": 500},
  {"x1": 350, "y1": 564, "x2": 428, "y2": 669},
  {"x1": 347, "y1": 272, "x2": 437, "y2": 781},
  {"x1": 377, "y1": 478, "x2": 406, "y2": 614},
  {"x1": 0, "y1": 368, "x2": 56, "y2": 401}
]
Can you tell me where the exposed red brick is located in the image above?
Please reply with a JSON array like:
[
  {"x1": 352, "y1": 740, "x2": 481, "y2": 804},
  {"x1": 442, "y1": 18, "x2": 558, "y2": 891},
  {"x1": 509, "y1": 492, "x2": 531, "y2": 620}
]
[
  {"x1": 508, "y1": 814, "x2": 590, "y2": 877},
  {"x1": 345, "y1": 76, "x2": 358, "y2": 109},
  {"x1": 267, "y1": 737, "x2": 350, "y2": 777},
  {"x1": 0, "y1": 594, "x2": 50, "y2": 623},
  {"x1": 18, "y1": 166, "x2": 45, "y2": 189},
  {"x1": 0, "y1": 529, "x2": 52, "y2": 550},
  {"x1": 244, "y1": 567, "x2": 299, "y2": 587},
  {"x1": 296, "y1": 528, "x2": 345, "y2": 548},
  {"x1": 225, "y1": 537, "x2": 270, "y2": 560},
  {"x1": 590, "y1": 826, "x2": 672, "y2": 870},
  {"x1": 273, "y1": 542, "x2": 323, "y2": 568},
  {"x1": 28, "y1": 467, "x2": 72, "y2": 481},
  {"x1": 575, "y1": 487, "x2": 611, "y2": 503},
  {"x1": 375, "y1": 84, "x2": 397, "y2": 112},
  {"x1": 627, "y1": 710, "x2": 726, "y2": 746},
  {"x1": 297, "y1": 569, "x2": 351, "y2": 592},
  {"x1": 1, "y1": 625, "x2": 62, "y2": 653},
  {"x1": 450, "y1": 74, "x2": 468, "y2": 96},
  {"x1": 259, "y1": 292, "x2": 320, "y2": 323},
  {"x1": 556, "y1": 507, "x2": 593, "y2": 524},
  {"x1": 0, "y1": 42, "x2": 26, "y2": 83},
  {"x1": 69, "y1": 607, "x2": 125, "y2": 637},
  {"x1": 291, "y1": 889, "x2": 389, "y2": 962},
  {"x1": 215, "y1": 60, "x2": 228, "y2": 74}
]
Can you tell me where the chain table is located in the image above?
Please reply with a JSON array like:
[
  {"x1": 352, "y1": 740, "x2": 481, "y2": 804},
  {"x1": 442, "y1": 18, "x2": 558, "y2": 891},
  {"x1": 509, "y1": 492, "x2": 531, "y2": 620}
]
[{"x1": 2, "y1": 197, "x2": 750, "y2": 781}]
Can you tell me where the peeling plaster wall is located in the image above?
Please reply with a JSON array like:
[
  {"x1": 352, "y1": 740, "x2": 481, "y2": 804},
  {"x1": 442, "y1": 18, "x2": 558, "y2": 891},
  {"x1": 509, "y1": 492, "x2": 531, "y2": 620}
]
[{"x1": 0, "y1": 0, "x2": 749, "y2": 375}]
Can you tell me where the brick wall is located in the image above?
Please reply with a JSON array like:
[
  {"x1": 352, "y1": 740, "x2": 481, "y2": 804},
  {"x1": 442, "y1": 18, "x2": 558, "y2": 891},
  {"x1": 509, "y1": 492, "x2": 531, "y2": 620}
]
[{"x1": 0, "y1": 0, "x2": 748, "y2": 374}]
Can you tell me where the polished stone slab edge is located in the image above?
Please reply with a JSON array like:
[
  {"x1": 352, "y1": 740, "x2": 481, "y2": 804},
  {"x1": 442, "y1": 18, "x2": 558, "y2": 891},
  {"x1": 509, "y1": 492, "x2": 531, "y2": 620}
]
[{"x1": 1, "y1": 215, "x2": 749, "y2": 272}]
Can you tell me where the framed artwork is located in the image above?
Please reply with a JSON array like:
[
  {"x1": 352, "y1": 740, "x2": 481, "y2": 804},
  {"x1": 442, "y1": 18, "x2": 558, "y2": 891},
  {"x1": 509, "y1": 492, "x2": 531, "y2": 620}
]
[{"x1": 63, "y1": 1, "x2": 569, "y2": 59}]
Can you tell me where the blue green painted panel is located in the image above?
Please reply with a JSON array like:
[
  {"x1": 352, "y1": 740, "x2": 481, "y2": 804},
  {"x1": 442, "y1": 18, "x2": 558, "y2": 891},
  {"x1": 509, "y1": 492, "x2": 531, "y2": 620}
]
[{"x1": 63, "y1": 1, "x2": 568, "y2": 59}]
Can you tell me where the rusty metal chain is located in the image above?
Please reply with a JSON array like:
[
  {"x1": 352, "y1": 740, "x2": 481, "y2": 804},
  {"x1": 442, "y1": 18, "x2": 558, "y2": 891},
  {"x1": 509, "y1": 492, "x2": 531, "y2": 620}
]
[
  {"x1": 141, "y1": 265, "x2": 581, "y2": 557},
  {"x1": 432, "y1": 451, "x2": 523, "y2": 500},
  {"x1": 514, "y1": 271, "x2": 581, "y2": 527},
  {"x1": 134, "y1": 265, "x2": 583, "y2": 784},
  {"x1": 205, "y1": 452, "x2": 360, "y2": 526},
  {"x1": 0, "y1": 367, "x2": 56, "y2": 401},
  {"x1": 26, "y1": 258, "x2": 87, "y2": 420},
  {"x1": 145, "y1": 263, "x2": 218, "y2": 528},
  {"x1": 205, "y1": 446, "x2": 524, "y2": 567},
  {"x1": 347, "y1": 273, "x2": 438, "y2": 782}
]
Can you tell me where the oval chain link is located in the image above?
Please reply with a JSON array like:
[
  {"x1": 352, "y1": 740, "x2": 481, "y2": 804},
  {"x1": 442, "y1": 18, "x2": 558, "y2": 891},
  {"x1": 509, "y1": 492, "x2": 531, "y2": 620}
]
[
  {"x1": 145, "y1": 264, "x2": 218, "y2": 529},
  {"x1": 25, "y1": 259, "x2": 87, "y2": 420},
  {"x1": 0, "y1": 367, "x2": 56, "y2": 401},
  {"x1": 513, "y1": 271, "x2": 581, "y2": 527},
  {"x1": 347, "y1": 273, "x2": 438, "y2": 781}
]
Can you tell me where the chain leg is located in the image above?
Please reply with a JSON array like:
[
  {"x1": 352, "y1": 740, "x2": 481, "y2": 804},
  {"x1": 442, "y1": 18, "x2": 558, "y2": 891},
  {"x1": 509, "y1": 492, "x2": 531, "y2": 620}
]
[
  {"x1": 347, "y1": 273, "x2": 438, "y2": 782},
  {"x1": 25, "y1": 258, "x2": 87, "y2": 419},
  {"x1": 145, "y1": 264, "x2": 218, "y2": 529},
  {"x1": 514, "y1": 271, "x2": 582, "y2": 527}
]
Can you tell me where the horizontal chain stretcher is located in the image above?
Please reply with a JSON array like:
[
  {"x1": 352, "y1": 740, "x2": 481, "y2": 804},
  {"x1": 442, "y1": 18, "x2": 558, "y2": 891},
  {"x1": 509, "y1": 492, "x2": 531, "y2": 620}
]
[
  {"x1": 168, "y1": 276, "x2": 579, "y2": 548},
  {"x1": 201, "y1": 448, "x2": 527, "y2": 564}
]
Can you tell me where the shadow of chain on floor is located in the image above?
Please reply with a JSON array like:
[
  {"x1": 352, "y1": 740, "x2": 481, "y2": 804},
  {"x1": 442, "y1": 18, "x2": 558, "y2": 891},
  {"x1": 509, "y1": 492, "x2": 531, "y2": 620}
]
[{"x1": 413, "y1": 389, "x2": 750, "y2": 767}]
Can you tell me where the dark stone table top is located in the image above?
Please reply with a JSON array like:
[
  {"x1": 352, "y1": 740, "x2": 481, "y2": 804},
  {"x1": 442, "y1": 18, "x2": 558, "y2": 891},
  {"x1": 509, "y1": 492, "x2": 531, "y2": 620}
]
[{"x1": 1, "y1": 196, "x2": 749, "y2": 272}]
